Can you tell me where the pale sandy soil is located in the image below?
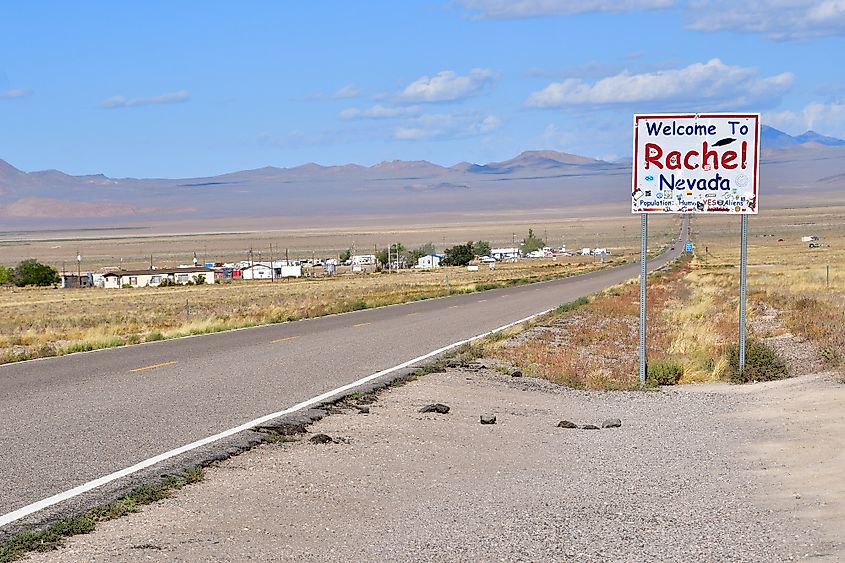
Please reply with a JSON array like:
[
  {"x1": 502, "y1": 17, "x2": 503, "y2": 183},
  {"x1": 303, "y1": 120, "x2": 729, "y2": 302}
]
[
  {"x1": 0, "y1": 209, "x2": 678, "y2": 270},
  {"x1": 25, "y1": 364, "x2": 844, "y2": 562}
]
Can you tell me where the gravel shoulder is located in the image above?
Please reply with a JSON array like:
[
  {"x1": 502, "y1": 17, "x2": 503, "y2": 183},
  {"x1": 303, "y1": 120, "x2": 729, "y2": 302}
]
[{"x1": 23, "y1": 361, "x2": 843, "y2": 562}]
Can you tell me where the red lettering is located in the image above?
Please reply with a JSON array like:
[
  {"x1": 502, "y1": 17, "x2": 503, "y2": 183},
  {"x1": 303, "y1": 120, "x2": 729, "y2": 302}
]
[
  {"x1": 645, "y1": 143, "x2": 663, "y2": 169},
  {"x1": 667, "y1": 151, "x2": 681, "y2": 170},
  {"x1": 643, "y1": 140, "x2": 749, "y2": 171},
  {"x1": 683, "y1": 150, "x2": 699, "y2": 169},
  {"x1": 702, "y1": 142, "x2": 718, "y2": 169}
]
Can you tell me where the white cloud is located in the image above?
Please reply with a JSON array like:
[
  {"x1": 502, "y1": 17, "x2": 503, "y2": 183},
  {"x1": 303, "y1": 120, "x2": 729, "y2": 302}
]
[
  {"x1": 460, "y1": 0, "x2": 674, "y2": 18},
  {"x1": 766, "y1": 102, "x2": 845, "y2": 136},
  {"x1": 394, "y1": 112, "x2": 502, "y2": 140},
  {"x1": 526, "y1": 59, "x2": 793, "y2": 110},
  {"x1": 542, "y1": 123, "x2": 575, "y2": 146},
  {"x1": 399, "y1": 69, "x2": 494, "y2": 103},
  {"x1": 307, "y1": 84, "x2": 363, "y2": 101},
  {"x1": 687, "y1": 0, "x2": 845, "y2": 39},
  {"x1": 0, "y1": 88, "x2": 33, "y2": 99},
  {"x1": 332, "y1": 84, "x2": 362, "y2": 99},
  {"x1": 339, "y1": 104, "x2": 423, "y2": 120},
  {"x1": 100, "y1": 90, "x2": 190, "y2": 109}
]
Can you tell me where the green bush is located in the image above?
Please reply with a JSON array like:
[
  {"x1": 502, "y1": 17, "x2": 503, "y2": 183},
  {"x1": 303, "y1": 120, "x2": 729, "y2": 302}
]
[
  {"x1": 819, "y1": 345, "x2": 841, "y2": 368},
  {"x1": 647, "y1": 360, "x2": 684, "y2": 385},
  {"x1": 12, "y1": 259, "x2": 58, "y2": 287},
  {"x1": 350, "y1": 300, "x2": 368, "y2": 311},
  {"x1": 145, "y1": 331, "x2": 165, "y2": 342},
  {"x1": 555, "y1": 296, "x2": 590, "y2": 314},
  {"x1": 725, "y1": 339, "x2": 788, "y2": 383}
]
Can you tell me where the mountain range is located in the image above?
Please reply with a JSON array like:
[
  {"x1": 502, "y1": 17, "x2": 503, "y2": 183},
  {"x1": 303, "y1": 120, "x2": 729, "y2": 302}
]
[{"x1": 1, "y1": 126, "x2": 843, "y2": 226}]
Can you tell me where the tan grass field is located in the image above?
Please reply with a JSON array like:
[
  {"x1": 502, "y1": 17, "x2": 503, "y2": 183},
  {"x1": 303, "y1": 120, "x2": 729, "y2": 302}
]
[
  {"x1": 482, "y1": 205, "x2": 845, "y2": 388},
  {"x1": 0, "y1": 211, "x2": 681, "y2": 363}
]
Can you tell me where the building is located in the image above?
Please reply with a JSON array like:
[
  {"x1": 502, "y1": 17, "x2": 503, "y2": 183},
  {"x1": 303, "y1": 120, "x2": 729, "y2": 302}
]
[
  {"x1": 416, "y1": 254, "x2": 443, "y2": 269},
  {"x1": 241, "y1": 262, "x2": 303, "y2": 280},
  {"x1": 351, "y1": 254, "x2": 377, "y2": 266},
  {"x1": 60, "y1": 273, "x2": 94, "y2": 288},
  {"x1": 102, "y1": 267, "x2": 213, "y2": 288},
  {"x1": 491, "y1": 247, "x2": 520, "y2": 260},
  {"x1": 240, "y1": 263, "x2": 273, "y2": 280}
]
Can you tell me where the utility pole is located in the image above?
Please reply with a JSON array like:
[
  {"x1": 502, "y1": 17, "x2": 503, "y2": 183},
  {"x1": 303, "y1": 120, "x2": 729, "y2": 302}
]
[
  {"x1": 269, "y1": 243, "x2": 274, "y2": 282},
  {"x1": 76, "y1": 250, "x2": 82, "y2": 289}
]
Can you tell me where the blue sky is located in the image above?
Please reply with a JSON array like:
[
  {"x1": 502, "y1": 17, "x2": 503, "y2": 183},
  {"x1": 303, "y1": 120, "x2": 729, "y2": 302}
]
[{"x1": 1, "y1": 1, "x2": 844, "y2": 177}]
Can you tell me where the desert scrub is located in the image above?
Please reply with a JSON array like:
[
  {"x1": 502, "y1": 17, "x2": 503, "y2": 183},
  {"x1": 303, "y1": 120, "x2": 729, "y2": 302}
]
[
  {"x1": 725, "y1": 339, "x2": 789, "y2": 383},
  {"x1": 0, "y1": 259, "x2": 611, "y2": 364},
  {"x1": 647, "y1": 360, "x2": 684, "y2": 385},
  {"x1": 489, "y1": 256, "x2": 738, "y2": 390}
]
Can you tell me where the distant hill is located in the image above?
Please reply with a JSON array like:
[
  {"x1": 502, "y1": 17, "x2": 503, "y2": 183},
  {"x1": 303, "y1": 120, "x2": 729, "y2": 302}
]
[
  {"x1": 761, "y1": 125, "x2": 845, "y2": 149},
  {"x1": 1, "y1": 129, "x2": 844, "y2": 226}
]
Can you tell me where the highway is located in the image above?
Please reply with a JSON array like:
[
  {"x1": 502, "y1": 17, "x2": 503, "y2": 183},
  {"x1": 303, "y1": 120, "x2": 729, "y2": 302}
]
[{"x1": 0, "y1": 216, "x2": 687, "y2": 529}]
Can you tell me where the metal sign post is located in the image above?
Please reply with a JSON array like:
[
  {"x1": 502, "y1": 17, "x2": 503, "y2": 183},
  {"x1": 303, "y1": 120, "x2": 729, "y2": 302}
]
[
  {"x1": 639, "y1": 213, "x2": 648, "y2": 388},
  {"x1": 739, "y1": 215, "x2": 748, "y2": 374},
  {"x1": 632, "y1": 113, "x2": 760, "y2": 388}
]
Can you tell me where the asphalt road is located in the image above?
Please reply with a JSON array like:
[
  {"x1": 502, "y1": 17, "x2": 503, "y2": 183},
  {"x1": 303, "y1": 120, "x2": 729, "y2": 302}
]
[{"x1": 0, "y1": 217, "x2": 687, "y2": 527}]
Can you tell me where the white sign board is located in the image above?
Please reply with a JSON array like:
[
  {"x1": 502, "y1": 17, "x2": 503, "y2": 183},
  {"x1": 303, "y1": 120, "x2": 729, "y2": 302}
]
[{"x1": 633, "y1": 113, "x2": 760, "y2": 214}]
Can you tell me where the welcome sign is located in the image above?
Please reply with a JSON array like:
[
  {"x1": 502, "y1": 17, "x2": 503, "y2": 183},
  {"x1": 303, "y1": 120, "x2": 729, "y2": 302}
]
[{"x1": 632, "y1": 113, "x2": 760, "y2": 214}]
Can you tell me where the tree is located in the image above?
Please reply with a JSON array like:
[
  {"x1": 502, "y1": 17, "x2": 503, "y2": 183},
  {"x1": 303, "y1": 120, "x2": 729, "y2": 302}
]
[
  {"x1": 472, "y1": 240, "x2": 491, "y2": 257},
  {"x1": 377, "y1": 243, "x2": 407, "y2": 268},
  {"x1": 339, "y1": 248, "x2": 352, "y2": 263},
  {"x1": 13, "y1": 259, "x2": 59, "y2": 287},
  {"x1": 443, "y1": 241, "x2": 475, "y2": 266},
  {"x1": 520, "y1": 229, "x2": 545, "y2": 254},
  {"x1": 0, "y1": 266, "x2": 12, "y2": 285},
  {"x1": 409, "y1": 242, "x2": 436, "y2": 264}
]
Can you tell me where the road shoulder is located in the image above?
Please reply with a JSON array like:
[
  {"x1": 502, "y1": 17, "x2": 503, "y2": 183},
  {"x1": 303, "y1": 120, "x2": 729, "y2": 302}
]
[{"x1": 24, "y1": 360, "x2": 841, "y2": 562}]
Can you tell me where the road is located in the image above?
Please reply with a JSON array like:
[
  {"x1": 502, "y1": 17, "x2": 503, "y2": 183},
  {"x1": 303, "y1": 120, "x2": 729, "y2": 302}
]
[{"x1": 0, "y1": 216, "x2": 687, "y2": 529}]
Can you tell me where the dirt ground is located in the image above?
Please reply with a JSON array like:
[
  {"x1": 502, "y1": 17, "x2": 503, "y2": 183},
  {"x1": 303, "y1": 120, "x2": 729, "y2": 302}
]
[{"x1": 24, "y1": 361, "x2": 844, "y2": 562}]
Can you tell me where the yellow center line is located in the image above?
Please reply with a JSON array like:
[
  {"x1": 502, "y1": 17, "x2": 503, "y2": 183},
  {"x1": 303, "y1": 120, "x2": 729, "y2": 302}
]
[
  {"x1": 353, "y1": 322, "x2": 371, "y2": 327},
  {"x1": 477, "y1": 299, "x2": 488, "y2": 302},
  {"x1": 449, "y1": 305, "x2": 460, "y2": 309},
  {"x1": 271, "y1": 336, "x2": 299, "y2": 343},
  {"x1": 130, "y1": 361, "x2": 177, "y2": 373},
  {"x1": 406, "y1": 312, "x2": 419, "y2": 316}
]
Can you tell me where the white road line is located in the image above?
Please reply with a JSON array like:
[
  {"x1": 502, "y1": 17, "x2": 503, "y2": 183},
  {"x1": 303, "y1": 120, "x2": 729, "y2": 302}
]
[{"x1": 0, "y1": 306, "x2": 556, "y2": 529}]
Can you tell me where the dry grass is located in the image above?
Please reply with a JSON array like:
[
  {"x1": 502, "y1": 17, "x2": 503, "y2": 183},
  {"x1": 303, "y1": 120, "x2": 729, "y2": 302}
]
[
  {"x1": 694, "y1": 207, "x2": 845, "y2": 372},
  {"x1": 0, "y1": 258, "x2": 616, "y2": 364},
  {"x1": 488, "y1": 256, "x2": 739, "y2": 389},
  {"x1": 488, "y1": 205, "x2": 845, "y2": 390}
]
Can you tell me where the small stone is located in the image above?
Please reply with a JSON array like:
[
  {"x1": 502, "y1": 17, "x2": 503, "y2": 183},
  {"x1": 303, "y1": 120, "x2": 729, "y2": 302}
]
[
  {"x1": 602, "y1": 418, "x2": 622, "y2": 429},
  {"x1": 557, "y1": 420, "x2": 578, "y2": 428},
  {"x1": 581, "y1": 424, "x2": 600, "y2": 430},
  {"x1": 356, "y1": 406, "x2": 370, "y2": 414},
  {"x1": 511, "y1": 370, "x2": 523, "y2": 378},
  {"x1": 480, "y1": 414, "x2": 497, "y2": 425},
  {"x1": 309, "y1": 434, "x2": 334, "y2": 444},
  {"x1": 793, "y1": 493, "x2": 802, "y2": 499},
  {"x1": 419, "y1": 403, "x2": 450, "y2": 414}
]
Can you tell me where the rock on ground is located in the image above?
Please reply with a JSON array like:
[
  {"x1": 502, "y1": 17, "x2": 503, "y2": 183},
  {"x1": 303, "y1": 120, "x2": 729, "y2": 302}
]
[{"x1": 25, "y1": 365, "x2": 844, "y2": 562}]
